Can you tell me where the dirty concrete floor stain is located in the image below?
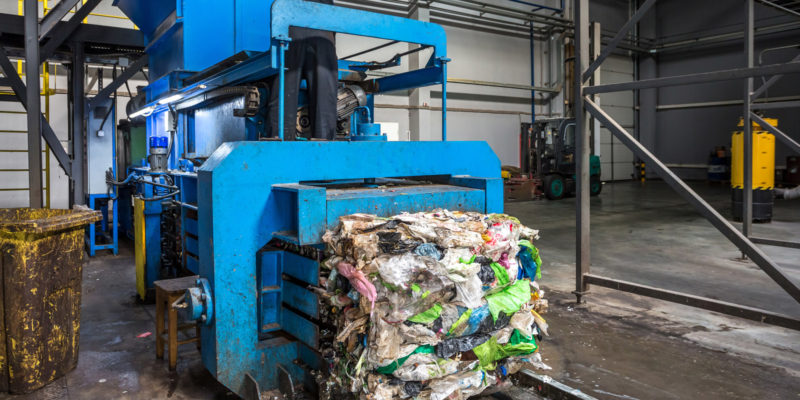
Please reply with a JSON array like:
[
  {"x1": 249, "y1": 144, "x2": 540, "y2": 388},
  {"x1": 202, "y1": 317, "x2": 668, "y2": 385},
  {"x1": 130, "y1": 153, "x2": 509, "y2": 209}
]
[{"x1": 2, "y1": 181, "x2": 800, "y2": 399}]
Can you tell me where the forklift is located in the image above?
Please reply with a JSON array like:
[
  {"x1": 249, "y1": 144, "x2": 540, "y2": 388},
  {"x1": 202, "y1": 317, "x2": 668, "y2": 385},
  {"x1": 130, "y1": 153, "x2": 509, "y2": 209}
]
[{"x1": 520, "y1": 118, "x2": 602, "y2": 200}]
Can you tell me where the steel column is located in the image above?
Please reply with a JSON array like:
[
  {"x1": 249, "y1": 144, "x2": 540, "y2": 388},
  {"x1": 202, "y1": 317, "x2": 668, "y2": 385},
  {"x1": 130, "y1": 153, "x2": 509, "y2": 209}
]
[
  {"x1": 584, "y1": 61, "x2": 800, "y2": 94},
  {"x1": 582, "y1": 0, "x2": 656, "y2": 83},
  {"x1": 750, "y1": 112, "x2": 800, "y2": 155},
  {"x1": 584, "y1": 97, "x2": 800, "y2": 304},
  {"x1": 70, "y1": 42, "x2": 85, "y2": 205},
  {"x1": 25, "y1": 0, "x2": 42, "y2": 208},
  {"x1": 743, "y1": 0, "x2": 754, "y2": 240},
  {"x1": 574, "y1": 0, "x2": 590, "y2": 302}
]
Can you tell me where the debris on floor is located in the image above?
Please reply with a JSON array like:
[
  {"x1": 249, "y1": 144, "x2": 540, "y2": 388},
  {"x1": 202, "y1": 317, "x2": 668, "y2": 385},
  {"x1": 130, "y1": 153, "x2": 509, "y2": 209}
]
[{"x1": 318, "y1": 210, "x2": 549, "y2": 399}]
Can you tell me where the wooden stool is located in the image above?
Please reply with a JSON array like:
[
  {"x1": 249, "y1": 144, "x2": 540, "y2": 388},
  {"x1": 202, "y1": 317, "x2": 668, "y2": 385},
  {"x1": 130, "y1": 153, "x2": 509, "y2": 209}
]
[{"x1": 155, "y1": 275, "x2": 201, "y2": 370}]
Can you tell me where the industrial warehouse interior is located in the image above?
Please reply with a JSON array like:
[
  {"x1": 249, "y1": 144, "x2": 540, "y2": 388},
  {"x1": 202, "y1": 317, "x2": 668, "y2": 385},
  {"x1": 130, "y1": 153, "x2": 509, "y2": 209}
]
[{"x1": 0, "y1": 0, "x2": 798, "y2": 399}]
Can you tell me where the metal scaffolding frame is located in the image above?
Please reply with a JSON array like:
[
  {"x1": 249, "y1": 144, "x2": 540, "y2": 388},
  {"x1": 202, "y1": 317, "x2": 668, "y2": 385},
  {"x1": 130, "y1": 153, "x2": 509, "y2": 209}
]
[
  {"x1": 0, "y1": 0, "x2": 144, "y2": 207},
  {"x1": 574, "y1": 0, "x2": 800, "y2": 331}
]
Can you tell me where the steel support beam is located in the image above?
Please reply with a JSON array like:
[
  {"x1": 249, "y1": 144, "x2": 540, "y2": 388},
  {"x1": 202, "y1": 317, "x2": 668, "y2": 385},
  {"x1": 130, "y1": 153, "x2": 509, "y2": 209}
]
[
  {"x1": 39, "y1": 0, "x2": 82, "y2": 41},
  {"x1": 581, "y1": 0, "x2": 655, "y2": 83},
  {"x1": 584, "y1": 61, "x2": 800, "y2": 94},
  {"x1": 750, "y1": 237, "x2": 800, "y2": 249},
  {"x1": 584, "y1": 97, "x2": 800, "y2": 305},
  {"x1": 756, "y1": 0, "x2": 800, "y2": 18},
  {"x1": 751, "y1": 112, "x2": 800, "y2": 154},
  {"x1": 24, "y1": 0, "x2": 43, "y2": 208},
  {"x1": 584, "y1": 274, "x2": 800, "y2": 331},
  {"x1": 750, "y1": 100, "x2": 800, "y2": 109},
  {"x1": 69, "y1": 42, "x2": 85, "y2": 206},
  {"x1": 574, "y1": 0, "x2": 590, "y2": 301},
  {"x1": 0, "y1": 46, "x2": 72, "y2": 178},
  {"x1": 743, "y1": 0, "x2": 754, "y2": 240},
  {"x1": 86, "y1": 54, "x2": 148, "y2": 112},
  {"x1": 750, "y1": 53, "x2": 800, "y2": 100},
  {"x1": 40, "y1": 0, "x2": 102, "y2": 61}
]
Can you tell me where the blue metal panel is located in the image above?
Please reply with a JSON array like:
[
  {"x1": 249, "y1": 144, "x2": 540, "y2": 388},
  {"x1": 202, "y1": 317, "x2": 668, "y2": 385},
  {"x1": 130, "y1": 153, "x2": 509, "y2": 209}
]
[
  {"x1": 271, "y1": 0, "x2": 447, "y2": 61},
  {"x1": 272, "y1": 184, "x2": 326, "y2": 245},
  {"x1": 183, "y1": 0, "x2": 235, "y2": 73},
  {"x1": 376, "y1": 66, "x2": 444, "y2": 93},
  {"x1": 450, "y1": 176, "x2": 505, "y2": 214},
  {"x1": 282, "y1": 281, "x2": 319, "y2": 320},
  {"x1": 112, "y1": 0, "x2": 176, "y2": 38},
  {"x1": 185, "y1": 254, "x2": 199, "y2": 274},
  {"x1": 282, "y1": 252, "x2": 320, "y2": 286},
  {"x1": 281, "y1": 309, "x2": 319, "y2": 349},
  {"x1": 325, "y1": 185, "x2": 485, "y2": 232}
]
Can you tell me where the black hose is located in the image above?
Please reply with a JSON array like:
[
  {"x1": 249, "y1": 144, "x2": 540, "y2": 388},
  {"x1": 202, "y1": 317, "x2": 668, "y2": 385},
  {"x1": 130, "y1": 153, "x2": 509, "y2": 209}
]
[{"x1": 141, "y1": 190, "x2": 180, "y2": 202}]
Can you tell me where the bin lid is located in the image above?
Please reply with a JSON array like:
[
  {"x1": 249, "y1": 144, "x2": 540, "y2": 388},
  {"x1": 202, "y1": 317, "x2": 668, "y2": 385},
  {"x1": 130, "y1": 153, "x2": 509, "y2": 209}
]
[{"x1": 0, "y1": 207, "x2": 102, "y2": 234}]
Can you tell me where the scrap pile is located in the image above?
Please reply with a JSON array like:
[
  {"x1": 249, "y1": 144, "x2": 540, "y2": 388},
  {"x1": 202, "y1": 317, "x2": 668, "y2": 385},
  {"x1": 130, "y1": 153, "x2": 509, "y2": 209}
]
[{"x1": 317, "y1": 210, "x2": 549, "y2": 400}]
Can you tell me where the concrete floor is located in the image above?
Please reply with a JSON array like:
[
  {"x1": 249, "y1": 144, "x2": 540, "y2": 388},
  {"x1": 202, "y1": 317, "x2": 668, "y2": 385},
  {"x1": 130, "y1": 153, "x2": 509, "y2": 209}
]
[{"x1": 3, "y1": 180, "x2": 799, "y2": 399}]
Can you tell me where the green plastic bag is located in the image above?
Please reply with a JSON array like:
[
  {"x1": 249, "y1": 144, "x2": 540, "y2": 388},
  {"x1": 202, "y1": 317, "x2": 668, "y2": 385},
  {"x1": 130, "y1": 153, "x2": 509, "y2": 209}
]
[
  {"x1": 473, "y1": 329, "x2": 538, "y2": 370},
  {"x1": 490, "y1": 262, "x2": 510, "y2": 286},
  {"x1": 448, "y1": 308, "x2": 473, "y2": 336},
  {"x1": 408, "y1": 303, "x2": 443, "y2": 324},
  {"x1": 375, "y1": 345, "x2": 435, "y2": 374},
  {"x1": 486, "y1": 279, "x2": 530, "y2": 321}
]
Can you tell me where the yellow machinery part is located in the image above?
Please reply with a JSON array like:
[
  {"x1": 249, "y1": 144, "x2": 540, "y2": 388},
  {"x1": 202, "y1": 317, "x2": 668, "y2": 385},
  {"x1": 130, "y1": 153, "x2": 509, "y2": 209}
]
[
  {"x1": 134, "y1": 197, "x2": 146, "y2": 300},
  {"x1": 731, "y1": 118, "x2": 776, "y2": 190}
]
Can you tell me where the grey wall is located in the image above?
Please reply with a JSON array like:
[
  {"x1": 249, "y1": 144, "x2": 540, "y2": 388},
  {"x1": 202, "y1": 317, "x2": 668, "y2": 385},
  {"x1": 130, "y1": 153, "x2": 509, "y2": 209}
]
[
  {"x1": 592, "y1": 0, "x2": 637, "y2": 181},
  {"x1": 641, "y1": 0, "x2": 800, "y2": 180}
]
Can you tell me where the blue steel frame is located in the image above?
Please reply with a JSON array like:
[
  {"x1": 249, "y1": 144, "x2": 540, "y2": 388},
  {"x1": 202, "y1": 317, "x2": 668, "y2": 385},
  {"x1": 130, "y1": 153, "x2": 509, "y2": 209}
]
[
  {"x1": 86, "y1": 106, "x2": 119, "y2": 256},
  {"x1": 85, "y1": 193, "x2": 118, "y2": 256}
]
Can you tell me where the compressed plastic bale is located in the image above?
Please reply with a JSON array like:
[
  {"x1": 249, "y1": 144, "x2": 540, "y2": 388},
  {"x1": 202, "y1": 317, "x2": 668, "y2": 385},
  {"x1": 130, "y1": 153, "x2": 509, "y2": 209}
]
[
  {"x1": 399, "y1": 323, "x2": 441, "y2": 346},
  {"x1": 440, "y1": 249, "x2": 484, "y2": 308},
  {"x1": 408, "y1": 303, "x2": 443, "y2": 324},
  {"x1": 392, "y1": 353, "x2": 460, "y2": 382},
  {"x1": 377, "y1": 231, "x2": 422, "y2": 254},
  {"x1": 428, "y1": 369, "x2": 494, "y2": 400},
  {"x1": 509, "y1": 305, "x2": 536, "y2": 338},
  {"x1": 369, "y1": 317, "x2": 404, "y2": 366},
  {"x1": 472, "y1": 329, "x2": 538, "y2": 370},
  {"x1": 413, "y1": 243, "x2": 443, "y2": 260},
  {"x1": 374, "y1": 345, "x2": 434, "y2": 374},
  {"x1": 435, "y1": 333, "x2": 491, "y2": 359},
  {"x1": 486, "y1": 279, "x2": 531, "y2": 321}
]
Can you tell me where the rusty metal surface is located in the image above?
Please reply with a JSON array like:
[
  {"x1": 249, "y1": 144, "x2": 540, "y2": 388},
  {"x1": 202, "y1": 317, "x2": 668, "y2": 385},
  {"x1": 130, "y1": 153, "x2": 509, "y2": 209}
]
[{"x1": 0, "y1": 208, "x2": 100, "y2": 394}]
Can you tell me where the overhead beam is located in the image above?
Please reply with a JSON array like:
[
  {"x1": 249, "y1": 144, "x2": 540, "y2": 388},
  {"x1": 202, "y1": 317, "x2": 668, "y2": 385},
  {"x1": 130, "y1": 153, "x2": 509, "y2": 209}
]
[
  {"x1": 584, "y1": 97, "x2": 800, "y2": 305},
  {"x1": 86, "y1": 54, "x2": 148, "y2": 112},
  {"x1": 584, "y1": 61, "x2": 800, "y2": 94},
  {"x1": 0, "y1": 46, "x2": 72, "y2": 177},
  {"x1": 39, "y1": 0, "x2": 82, "y2": 41},
  {"x1": 582, "y1": 0, "x2": 656, "y2": 83},
  {"x1": 750, "y1": 100, "x2": 800, "y2": 109},
  {"x1": 40, "y1": 0, "x2": 103, "y2": 61},
  {"x1": 750, "y1": 53, "x2": 800, "y2": 100},
  {"x1": 751, "y1": 112, "x2": 800, "y2": 155}
]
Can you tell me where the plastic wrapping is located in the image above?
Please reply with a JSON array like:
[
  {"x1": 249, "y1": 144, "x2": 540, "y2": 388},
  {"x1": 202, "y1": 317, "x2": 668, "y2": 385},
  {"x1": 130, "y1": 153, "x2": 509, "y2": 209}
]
[
  {"x1": 320, "y1": 210, "x2": 547, "y2": 398},
  {"x1": 486, "y1": 279, "x2": 531, "y2": 321}
]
